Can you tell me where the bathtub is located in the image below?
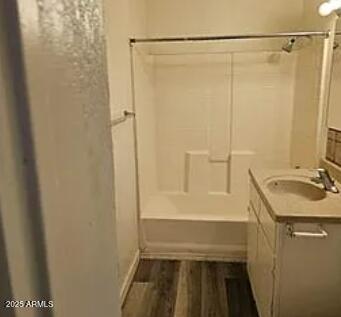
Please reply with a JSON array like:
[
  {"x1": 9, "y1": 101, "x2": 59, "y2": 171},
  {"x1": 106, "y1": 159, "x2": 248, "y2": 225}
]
[{"x1": 140, "y1": 193, "x2": 248, "y2": 262}]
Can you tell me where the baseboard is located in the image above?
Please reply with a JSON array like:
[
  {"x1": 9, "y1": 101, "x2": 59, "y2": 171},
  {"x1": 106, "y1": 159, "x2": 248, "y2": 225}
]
[
  {"x1": 141, "y1": 242, "x2": 246, "y2": 263},
  {"x1": 120, "y1": 250, "x2": 140, "y2": 305}
]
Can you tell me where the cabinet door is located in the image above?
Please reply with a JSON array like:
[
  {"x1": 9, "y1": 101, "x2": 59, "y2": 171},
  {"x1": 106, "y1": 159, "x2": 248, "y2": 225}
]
[
  {"x1": 247, "y1": 205, "x2": 258, "y2": 287},
  {"x1": 255, "y1": 228, "x2": 274, "y2": 317},
  {"x1": 278, "y1": 223, "x2": 341, "y2": 317}
]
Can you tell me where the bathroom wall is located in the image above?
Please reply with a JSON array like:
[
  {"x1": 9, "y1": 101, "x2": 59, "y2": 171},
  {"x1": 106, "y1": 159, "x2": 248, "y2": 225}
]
[
  {"x1": 103, "y1": 0, "x2": 147, "y2": 297},
  {"x1": 328, "y1": 41, "x2": 341, "y2": 129},
  {"x1": 300, "y1": 0, "x2": 327, "y2": 30},
  {"x1": 290, "y1": 39, "x2": 324, "y2": 168},
  {"x1": 290, "y1": 0, "x2": 329, "y2": 168},
  {"x1": 146, "y1": 0, "x2": 304, "y2": 37}
]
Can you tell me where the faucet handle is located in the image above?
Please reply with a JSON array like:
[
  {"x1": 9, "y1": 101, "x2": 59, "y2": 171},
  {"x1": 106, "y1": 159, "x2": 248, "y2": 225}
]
[
  {"x1": 311, "y1": 168, "x2": 324, "y2": 181},
  {"x1": 311, "y1": 176, "x2": 323, "y2": 184},
  {"x1": 316, "y1": 168, "x2": 326, "y2": 173},
  {"x1": 320, "y1": 168, "x2": 334, "y2": 182}
]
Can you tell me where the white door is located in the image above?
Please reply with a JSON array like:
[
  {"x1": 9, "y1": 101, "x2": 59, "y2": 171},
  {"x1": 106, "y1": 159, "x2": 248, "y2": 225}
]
[{"x1": 1, "y1": 1, "x2": 122, "y2": 316}]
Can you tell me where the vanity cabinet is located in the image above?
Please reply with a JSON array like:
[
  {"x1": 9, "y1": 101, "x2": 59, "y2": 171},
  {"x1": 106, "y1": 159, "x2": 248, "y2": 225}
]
[
  {"x1": 248, "y1": 182, "x2": 275, "y2": 317},
  {"x1": 248, "y1": 179, "x2": 341, "y2": 317}
]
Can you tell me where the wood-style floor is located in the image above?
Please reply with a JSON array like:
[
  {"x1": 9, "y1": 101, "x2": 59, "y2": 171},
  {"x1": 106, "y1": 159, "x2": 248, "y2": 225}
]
[{"x1": 122, "y1": 260, "x2": 259, "y2": 317}]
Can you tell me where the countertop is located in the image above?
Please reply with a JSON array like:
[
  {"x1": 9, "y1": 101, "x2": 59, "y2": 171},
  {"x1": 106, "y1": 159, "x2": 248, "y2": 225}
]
[{"x1": 249, "y1": 168, "x2": 341, "y2": 223}]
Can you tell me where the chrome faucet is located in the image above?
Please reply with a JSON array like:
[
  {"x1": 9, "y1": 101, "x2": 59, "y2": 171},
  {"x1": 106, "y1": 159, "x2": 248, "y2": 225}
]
[{"x1": 311, "y1": 168, "x2": 339, "y2": 193}]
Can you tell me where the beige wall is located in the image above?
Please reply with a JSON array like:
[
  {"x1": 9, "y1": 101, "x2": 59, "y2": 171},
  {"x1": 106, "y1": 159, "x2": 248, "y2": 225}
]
[
  {"x1": 13, "y1": 0, "x2": 121, "y2": 316},
  {"x1": 328, "y1": 47, "x2": 341, "y2": 129},
  {"x1": 290, "y1": 38, "x2": 323, "y2": 168},
  {"x1": 146, "y1": 0, "x2": 304, "y2": 37},
  {"x1": 300, "y1": 0, "x2": 327, "y2": 30},
  {"x1": 327, "y1": 23, "x2": 341, "y2": 129},
  {"x1": 103, "y1": 0, "x2": 147, "y2": 294},
  {"x1": 291, "y1": 0, "x2": 334, "y2": 168}
]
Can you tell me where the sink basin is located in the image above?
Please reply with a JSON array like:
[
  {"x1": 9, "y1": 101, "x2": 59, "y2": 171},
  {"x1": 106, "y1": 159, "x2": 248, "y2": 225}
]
[{"x1": 267, "y1": 179, "x2": 327, "y2": 201}]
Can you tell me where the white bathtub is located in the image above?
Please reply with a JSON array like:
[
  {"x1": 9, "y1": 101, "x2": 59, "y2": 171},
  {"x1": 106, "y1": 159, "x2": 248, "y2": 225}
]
[{"x1": 140, "y1": 193, "x2": 248, "y2": 262}]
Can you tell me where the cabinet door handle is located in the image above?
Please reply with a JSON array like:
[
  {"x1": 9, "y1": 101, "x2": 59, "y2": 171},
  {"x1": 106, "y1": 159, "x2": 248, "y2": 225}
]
[{"x1": 286, "y1": 224, "x2": 328, "y2": 238}]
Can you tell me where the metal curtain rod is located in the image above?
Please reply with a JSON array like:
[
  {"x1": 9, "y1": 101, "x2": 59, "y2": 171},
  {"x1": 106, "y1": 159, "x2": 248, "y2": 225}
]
[{"x1": 130, "y1": 31, "x2": 337, "y2": 44}]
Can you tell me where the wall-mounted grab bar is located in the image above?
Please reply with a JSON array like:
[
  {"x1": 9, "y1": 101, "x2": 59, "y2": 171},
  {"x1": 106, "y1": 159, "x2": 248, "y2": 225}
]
[{"x1": 111, "y1": 110, "x2": 135, "y2": 127}]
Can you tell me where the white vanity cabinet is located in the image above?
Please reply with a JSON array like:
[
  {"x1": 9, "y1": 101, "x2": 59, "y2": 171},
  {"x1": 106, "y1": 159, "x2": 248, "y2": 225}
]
[
  {"x1": 248, "y1": 179, "x2": 341, "y2": 317},
  {"x1": 248, "y1": 181, "x2": 276, "y2": 317}
]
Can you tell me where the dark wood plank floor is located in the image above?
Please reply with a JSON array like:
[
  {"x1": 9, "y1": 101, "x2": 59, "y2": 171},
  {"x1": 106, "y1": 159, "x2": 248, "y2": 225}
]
[{"x1": 122, "y1": 260, "x2": 259, "y2": 317}]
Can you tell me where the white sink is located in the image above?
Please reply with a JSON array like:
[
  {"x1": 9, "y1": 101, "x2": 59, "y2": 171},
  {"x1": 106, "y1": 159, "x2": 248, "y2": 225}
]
[{"x1": 266, "y1": 179, "x2": 327, "y2": 201}]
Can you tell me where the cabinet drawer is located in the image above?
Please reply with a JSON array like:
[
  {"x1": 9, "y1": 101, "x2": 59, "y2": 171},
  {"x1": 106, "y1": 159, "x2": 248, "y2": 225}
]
[{"x1": 259, "y1": 198, "x2": 276, "y2": 251}]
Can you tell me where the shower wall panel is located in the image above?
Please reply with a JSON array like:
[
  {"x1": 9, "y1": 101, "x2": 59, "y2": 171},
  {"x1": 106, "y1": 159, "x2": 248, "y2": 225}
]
[
  {"x1": 154, "y1": 54, "x2": 232, "y2": 195},
  {"x1": 133, "y1": 48, "x2": 297, "y2": 221},
  {"x1": 232, "y1": 52, "x2": 296, "y2": 168},
  {"x1": 133, "y1": 49, "x2": 158, "y2": 207}
]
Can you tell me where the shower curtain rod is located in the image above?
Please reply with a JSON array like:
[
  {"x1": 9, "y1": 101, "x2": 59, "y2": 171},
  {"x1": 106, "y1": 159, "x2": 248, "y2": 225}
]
[{"x1": 130, "y1": 31, "x2": 341, "y2": 44}]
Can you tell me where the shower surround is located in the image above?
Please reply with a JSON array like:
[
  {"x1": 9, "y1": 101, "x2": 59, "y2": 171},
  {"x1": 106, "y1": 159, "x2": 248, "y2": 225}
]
[{"x1": 133, "y1": 43, "x2": 297, "y2": 259}]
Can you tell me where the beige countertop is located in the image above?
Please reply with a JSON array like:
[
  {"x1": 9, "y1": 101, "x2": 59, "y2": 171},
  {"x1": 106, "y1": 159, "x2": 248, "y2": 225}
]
[{"x1": 249, "y1": 168, "x2": 341, "y2": 223}]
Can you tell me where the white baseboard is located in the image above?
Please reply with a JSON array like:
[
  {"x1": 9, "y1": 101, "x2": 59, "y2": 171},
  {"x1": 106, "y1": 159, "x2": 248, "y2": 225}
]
[
  {"x1": 120, "y1": 250, "x2": 140, "y2": 305},
  {"x1": 141, "y1": 242, "x2": 246, "y2": 263}
]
